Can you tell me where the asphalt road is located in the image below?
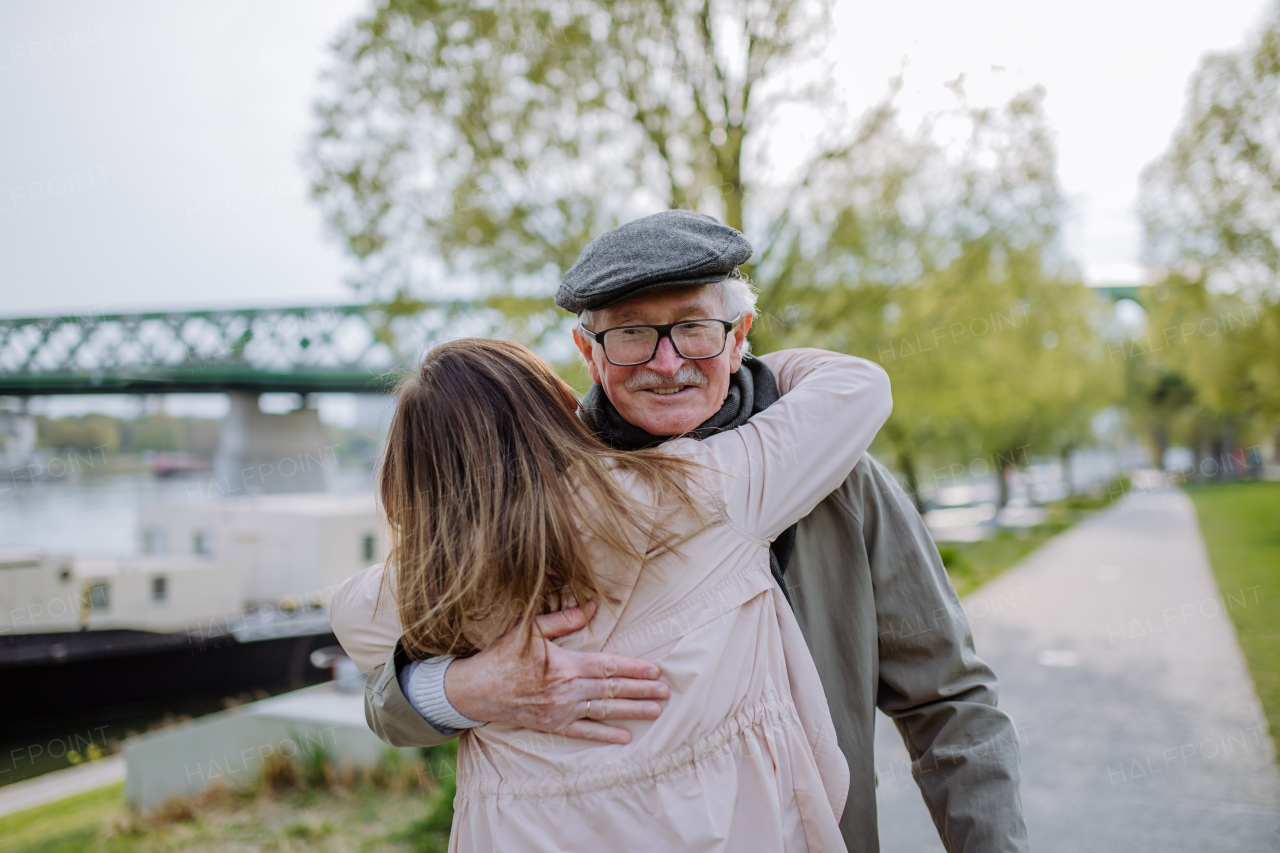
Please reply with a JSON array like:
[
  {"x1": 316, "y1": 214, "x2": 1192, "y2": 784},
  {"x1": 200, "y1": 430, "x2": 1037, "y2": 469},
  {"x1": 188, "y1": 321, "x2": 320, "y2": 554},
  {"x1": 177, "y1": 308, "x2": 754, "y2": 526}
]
[{"x1": 874, "y1": 487, "x2": 1280, "y2": 852}]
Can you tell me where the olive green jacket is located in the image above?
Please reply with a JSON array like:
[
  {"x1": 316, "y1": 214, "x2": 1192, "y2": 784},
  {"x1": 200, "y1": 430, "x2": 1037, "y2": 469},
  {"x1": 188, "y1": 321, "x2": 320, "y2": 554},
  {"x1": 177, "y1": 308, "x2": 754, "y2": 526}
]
[{"x1": 361, "y1": 456, "x2": 1028, "y2": 852}]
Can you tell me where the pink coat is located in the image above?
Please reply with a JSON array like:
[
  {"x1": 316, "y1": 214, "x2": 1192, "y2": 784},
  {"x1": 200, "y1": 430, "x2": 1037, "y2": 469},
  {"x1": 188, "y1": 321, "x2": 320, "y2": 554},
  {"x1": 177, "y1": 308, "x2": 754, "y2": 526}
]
[{"x1": 334, "y1": 348, "x2": 892, "y2": 852}]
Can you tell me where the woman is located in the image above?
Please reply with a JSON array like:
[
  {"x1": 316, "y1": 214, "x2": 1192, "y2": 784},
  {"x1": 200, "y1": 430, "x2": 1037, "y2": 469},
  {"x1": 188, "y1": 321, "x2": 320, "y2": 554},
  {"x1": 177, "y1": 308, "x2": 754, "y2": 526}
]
[{"x1": 334, "y1": 338, "x2": 891, "y2": 852}]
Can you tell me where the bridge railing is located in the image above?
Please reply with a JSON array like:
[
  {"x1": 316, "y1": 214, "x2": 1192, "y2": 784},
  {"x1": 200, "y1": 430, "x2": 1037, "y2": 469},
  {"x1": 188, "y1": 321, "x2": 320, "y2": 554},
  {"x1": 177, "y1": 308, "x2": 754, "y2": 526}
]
[{"x1": 0, "y1": 301, "x2": 571, "y2": 395}]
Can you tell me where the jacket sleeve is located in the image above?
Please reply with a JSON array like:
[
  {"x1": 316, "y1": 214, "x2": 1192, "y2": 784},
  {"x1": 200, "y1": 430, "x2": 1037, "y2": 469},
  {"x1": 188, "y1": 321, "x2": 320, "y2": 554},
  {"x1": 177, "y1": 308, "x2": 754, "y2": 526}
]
[
  {"x1": 364, "y1": 643, "x2": 459, "y2": 748},
  {"x1": 862, "y1": 457, "x2": 1029, "y2": 852},
  {"x1": 328, "y1": 564, "x2": 462, "y2": 747},
  {"x1": 705, "y1": 348, "x2": 892, "y2": 541}
]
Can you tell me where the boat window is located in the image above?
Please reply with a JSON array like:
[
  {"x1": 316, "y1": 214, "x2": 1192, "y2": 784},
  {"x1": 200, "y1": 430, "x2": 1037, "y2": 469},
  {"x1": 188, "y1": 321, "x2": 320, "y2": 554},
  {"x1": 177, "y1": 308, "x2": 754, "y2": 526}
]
[
  {"x1": 194, "y1": 530, "x2": 216, "y2": 555},
  {"x1": 143, "y1": 527, "x2": 168, "y2": 555}
]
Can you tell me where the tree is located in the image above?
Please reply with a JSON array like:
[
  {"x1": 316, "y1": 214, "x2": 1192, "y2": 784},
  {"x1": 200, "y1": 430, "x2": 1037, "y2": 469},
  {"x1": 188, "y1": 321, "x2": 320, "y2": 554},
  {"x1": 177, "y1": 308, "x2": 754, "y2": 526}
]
[
  {"x1": 1133, "y1": 279, "x2": 1277, "y2": 474},
  {"x1": 310, "y1": 1, "x2": 1121, "y2": 502},
  {"x1": 36, "y1": 414, "x2": 120, "y2": 453},
  {"x1": 1140, "y1": 2, "x2": 1280, "y2": 300},
  {"x1": 741, "y1": 84, "x2": 1118, "y2": 506},
  {"x1": 310, "y1": 2, "x2": 1057, "y2": 301},
  {"x1": 1139, "y1": 2, "x2": 1280, "y2": 467},
  {"x1": 309, "y1": 0, "x2": 830, "y2": 296},
  {"x1": 1138, "y1": 370, "x2": 1197, "y2": 468}
]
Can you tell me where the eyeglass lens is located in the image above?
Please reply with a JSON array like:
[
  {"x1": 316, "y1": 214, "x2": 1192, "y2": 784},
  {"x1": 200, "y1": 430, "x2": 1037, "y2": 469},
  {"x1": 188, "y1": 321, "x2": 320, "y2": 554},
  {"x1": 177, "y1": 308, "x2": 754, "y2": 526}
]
[{"x1": 602, "y1": 322, "x2": 727, "y2": 365}]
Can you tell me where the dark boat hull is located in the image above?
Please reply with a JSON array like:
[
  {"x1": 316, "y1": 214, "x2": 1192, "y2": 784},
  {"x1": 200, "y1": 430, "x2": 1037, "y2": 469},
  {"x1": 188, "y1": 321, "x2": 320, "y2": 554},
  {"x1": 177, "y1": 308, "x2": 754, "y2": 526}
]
[{"x1": 0, "y1": 629, "x2": 336, "y2": 738}]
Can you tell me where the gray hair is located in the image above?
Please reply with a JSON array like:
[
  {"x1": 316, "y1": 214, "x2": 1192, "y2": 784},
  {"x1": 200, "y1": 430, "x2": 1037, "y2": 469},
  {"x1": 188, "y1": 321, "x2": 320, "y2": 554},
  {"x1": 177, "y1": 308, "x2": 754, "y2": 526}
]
[{"x1": 578, "y1": 274, "x2": 758, "y2": 331}]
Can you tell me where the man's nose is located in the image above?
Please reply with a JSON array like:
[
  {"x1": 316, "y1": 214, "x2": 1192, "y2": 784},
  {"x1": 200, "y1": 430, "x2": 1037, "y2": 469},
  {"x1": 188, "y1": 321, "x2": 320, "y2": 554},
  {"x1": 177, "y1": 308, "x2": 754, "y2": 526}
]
[{"x1": 647, "y1": 335, "x2": 685, "y2": 375}]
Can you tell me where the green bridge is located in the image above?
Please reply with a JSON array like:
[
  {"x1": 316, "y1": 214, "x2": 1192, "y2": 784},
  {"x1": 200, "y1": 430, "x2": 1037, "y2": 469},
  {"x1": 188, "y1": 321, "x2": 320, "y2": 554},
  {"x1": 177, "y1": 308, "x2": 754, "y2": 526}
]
[
  {"x1": 0, "y1": 302, "x2": 539, "y2": 397},
  {"x1": 0, "y1": 288, "x2": 1135, "y2": 398}
]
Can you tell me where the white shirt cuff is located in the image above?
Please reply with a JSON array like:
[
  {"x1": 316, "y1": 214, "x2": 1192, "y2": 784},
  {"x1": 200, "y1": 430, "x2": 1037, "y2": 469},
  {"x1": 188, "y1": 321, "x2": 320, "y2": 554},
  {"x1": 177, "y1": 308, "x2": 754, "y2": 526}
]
[{"x1": 399, "y1": 655, "x2": 486, "y2": 732}]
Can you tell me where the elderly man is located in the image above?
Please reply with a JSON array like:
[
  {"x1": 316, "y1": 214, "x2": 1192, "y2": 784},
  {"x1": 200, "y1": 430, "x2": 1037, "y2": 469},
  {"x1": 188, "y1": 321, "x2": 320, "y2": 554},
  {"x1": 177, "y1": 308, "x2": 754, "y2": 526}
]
[{"x1": 339, "y1": 211, "x2": 1028, "y2": 852}]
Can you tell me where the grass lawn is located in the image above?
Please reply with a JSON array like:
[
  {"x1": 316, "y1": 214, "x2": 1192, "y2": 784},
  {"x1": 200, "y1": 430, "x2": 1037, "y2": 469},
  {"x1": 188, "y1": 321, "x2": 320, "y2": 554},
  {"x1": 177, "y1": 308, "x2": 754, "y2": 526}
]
[
  {"x1": 0, "y1": 747, "x2": 457, "y2": 853},
  {"x1": 1187, "y1": 481, "x2": 1280, "y2": 754},
  {"x1": 0, "y1": 783, "x2": 126, "y2": 853}
]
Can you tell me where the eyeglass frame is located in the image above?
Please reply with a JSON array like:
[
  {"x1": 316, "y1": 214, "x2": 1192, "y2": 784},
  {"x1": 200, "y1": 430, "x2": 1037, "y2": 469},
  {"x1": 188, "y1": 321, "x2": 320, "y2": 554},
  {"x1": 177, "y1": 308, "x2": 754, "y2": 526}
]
[{"x1": 578, "y1": 315, "x2": 743, "y2": 367}]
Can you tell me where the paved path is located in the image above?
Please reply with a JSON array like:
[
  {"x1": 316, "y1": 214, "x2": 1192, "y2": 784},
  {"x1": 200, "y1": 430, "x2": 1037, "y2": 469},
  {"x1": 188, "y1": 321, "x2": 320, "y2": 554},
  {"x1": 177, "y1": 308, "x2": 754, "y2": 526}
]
[
  {"x1": 874, "y1": 487, "x2": 1280, "y2": 852},
  {"x1": 0, "y1": 755, "x2": 123, "y2": 819}
]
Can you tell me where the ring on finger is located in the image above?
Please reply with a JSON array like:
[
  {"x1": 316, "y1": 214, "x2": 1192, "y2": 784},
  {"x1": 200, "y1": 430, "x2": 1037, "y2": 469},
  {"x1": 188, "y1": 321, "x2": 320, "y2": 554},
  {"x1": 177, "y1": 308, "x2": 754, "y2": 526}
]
[{"x1": 585, "y1": 700, "x2": 592, "y2": 719}]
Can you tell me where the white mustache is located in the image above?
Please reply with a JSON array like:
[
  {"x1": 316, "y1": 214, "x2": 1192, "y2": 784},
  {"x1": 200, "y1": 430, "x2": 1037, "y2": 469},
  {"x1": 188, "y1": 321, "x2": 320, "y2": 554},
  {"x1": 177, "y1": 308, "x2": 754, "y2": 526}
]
[{"x1": 624, "y1": 363, "x2": 709, "y2": 392}]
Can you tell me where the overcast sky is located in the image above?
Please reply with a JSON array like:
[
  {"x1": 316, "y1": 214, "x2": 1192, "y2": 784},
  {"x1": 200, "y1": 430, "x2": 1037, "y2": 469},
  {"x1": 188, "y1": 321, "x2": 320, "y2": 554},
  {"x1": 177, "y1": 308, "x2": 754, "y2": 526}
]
[{"x1": 0, "y1": 0, "x2": 1271, "y2": 321}]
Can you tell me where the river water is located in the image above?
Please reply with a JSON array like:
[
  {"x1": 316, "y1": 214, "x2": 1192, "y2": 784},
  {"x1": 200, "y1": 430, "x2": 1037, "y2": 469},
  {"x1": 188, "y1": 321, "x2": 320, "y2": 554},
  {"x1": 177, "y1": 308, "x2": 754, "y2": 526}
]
[{"x1": 0, "y1": 465, "x2": 374, "y2": 557}]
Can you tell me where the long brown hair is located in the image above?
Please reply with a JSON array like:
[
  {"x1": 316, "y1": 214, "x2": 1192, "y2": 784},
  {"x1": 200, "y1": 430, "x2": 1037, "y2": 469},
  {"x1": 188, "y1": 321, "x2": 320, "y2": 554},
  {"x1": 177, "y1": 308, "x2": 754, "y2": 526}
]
[{"x1": 380, "y1": 338, "x2": 703, "y2": 658}]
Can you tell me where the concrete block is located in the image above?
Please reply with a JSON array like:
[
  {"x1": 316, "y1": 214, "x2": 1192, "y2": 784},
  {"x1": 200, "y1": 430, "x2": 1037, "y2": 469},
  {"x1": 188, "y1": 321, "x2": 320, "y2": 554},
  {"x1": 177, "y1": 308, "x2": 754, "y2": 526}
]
[{"x1": 123, "y1": 682, "x2": 411, "y2": 811}]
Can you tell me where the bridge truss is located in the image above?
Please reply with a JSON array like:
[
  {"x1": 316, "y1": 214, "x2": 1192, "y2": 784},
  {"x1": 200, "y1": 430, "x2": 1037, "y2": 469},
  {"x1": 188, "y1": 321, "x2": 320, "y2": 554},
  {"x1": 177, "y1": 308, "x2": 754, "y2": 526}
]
[{"x1": 0, "y1": 301, "x2": 570, "y2": 396}]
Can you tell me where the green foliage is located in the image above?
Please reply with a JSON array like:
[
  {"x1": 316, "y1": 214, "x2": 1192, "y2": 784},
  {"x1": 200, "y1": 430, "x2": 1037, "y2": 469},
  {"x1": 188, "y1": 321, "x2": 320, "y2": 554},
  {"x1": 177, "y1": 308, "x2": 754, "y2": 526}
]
[
  {"x1": 34, "y1": 413, "x2": 223, "y2": 456},
  {"x1": 123, "y1": 414, "x2": 221, "y2": 455},
  {"x1": 300, "y1": 744, "x2": 334, "y2": 790},
  {"x1": 397, "y1": 743, "x2": 458, "y2": 853},
  {"x1": 310, "y1": 0, "x2": 830, "y2": 295},
  {"x1": 35, "y1": 413, "x2": 120, "y2": 452},
  {"x1": 1122, "y1": 280, "x2": 1278, "y2": 465},
  {"x1": 1140, "y1": 2, "x2": 1280, "y2": 300},
  {"x1": 1136, "y1": 3, "x2": 1280, "y2": 463},
  {"x1": 311, "y1": 3, "x2": 1122, "y2": 493},
  {"x1": 939, "y1": 477, "x2": 1129, "y2": 597},
  {"x1": 1060, "y1": 475, "x2": 1129, "y2": 511},
  {"x1": 744, "y1": 88, "x2": 1120, "y2": 497},
  {"x1": 1187, "y1": 482, "x2": 1280, "y2": 754},
  {"x1": 0, "y1": 745, "x2": 456, "y2": 853},
  {"x1": 283, "y1": 819, "x2": 334, "y2": 840}
]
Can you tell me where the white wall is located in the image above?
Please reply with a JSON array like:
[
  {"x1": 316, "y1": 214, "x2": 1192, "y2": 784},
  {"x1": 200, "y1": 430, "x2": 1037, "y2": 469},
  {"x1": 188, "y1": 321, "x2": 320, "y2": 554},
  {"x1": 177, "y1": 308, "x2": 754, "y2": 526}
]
[
  {"x1": 0, "y1": 553, "x2": 244, "y2": 635},
  {"x1": 137, "y1": 494, "x2": 383, "y2": 606},
  {"x1": 77, "y1": 557, "x2": 242, "y2": 633},
  {"x1": 0, "y1": 554, "x2": 80, "y2": 634}
]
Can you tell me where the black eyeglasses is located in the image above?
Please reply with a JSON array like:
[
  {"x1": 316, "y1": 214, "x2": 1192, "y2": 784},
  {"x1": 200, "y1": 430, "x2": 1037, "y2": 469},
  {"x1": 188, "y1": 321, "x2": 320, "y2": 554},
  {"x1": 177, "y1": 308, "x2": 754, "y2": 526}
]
[{"x1": 579, "y1": 317, "x2": 741, "y2": 367}]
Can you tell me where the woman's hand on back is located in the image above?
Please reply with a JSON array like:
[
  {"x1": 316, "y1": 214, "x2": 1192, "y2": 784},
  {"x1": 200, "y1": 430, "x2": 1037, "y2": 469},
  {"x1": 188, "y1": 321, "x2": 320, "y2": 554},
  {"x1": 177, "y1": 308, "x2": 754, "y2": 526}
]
[{"x1": 443, "y1": 603, "x2": 669, "y2": 744}]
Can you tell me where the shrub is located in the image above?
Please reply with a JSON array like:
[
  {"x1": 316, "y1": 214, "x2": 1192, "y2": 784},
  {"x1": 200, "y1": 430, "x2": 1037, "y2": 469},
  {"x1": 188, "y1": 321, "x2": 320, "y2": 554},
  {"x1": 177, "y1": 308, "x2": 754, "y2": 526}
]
[{"x1": 259, "y1": 752, "x2": 299, "y2": 793}]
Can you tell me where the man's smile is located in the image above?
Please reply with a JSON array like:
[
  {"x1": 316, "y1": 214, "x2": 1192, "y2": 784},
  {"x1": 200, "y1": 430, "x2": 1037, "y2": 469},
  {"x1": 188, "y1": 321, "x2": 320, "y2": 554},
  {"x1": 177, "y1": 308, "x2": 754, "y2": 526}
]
[{"x1": 622, "y1": 363, "x2": 710, "y2": 401}]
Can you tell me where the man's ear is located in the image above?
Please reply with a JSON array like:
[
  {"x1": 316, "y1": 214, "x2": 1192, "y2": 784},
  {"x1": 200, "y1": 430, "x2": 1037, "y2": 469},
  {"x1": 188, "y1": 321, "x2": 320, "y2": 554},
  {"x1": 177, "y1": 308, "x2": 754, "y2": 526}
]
[
  {"x1": 556, "y1": 378, "x2": 580, "y2": 413},
  {"x1": 728, "y1": 313, "x2": 754, "y2": 372},
  {"x1": 572, "y1": 326, "x2": 603, "y2": 386}
]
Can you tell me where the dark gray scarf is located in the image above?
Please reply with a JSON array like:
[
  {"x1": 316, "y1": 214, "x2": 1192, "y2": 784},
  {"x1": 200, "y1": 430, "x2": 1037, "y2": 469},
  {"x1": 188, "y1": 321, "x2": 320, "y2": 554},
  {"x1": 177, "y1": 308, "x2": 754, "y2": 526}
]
[{"x1": 579, "y1": 355, "x2": 797, "y2": 603}]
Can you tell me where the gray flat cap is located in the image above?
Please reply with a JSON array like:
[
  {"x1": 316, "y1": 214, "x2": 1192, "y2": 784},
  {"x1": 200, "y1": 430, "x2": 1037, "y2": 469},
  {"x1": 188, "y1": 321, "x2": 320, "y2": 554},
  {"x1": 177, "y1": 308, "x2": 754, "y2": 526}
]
[{"x1": 555, "y1": 210, "x2": 753, "y2": 313}]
